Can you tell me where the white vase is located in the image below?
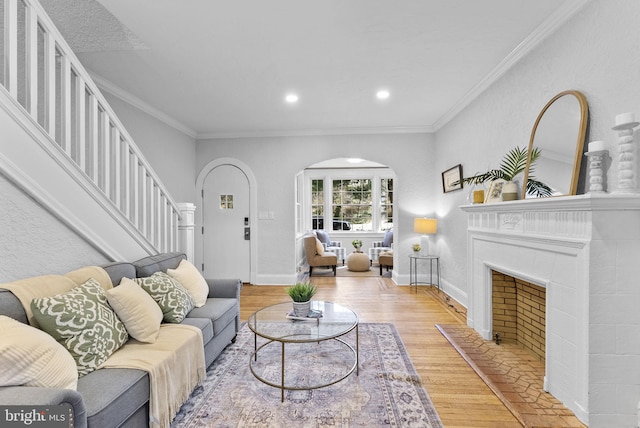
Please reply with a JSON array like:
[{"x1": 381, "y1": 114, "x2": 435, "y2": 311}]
[{"x1": 292, "y1": 300, "x2": 311, "y2": 317}]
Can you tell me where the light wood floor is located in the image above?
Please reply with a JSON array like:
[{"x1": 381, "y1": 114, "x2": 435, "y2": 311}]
[{"x1": 240, "y1": 276, "x2": 524, "y2": 428}]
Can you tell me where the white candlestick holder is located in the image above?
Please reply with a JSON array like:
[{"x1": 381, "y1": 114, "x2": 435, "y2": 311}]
[
  {"x1": 584, "y1": 150, "x2": 609, "y2": 193},
  {"x1": 612, "y1": 114, "x2": 639, "y2": 193}
]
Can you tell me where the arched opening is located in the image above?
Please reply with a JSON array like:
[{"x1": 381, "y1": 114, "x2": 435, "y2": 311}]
[{"x1": 295, "y1": 157, "x2": 397, "y2": 278}]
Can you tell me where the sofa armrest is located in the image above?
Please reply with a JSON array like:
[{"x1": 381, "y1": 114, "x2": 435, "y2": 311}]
[
  {"x1": 206, "y1": 279, "x2": 242, "y2": 299},
  {"x1": 0, "y1": 386, "x2": 87, "y2": 428}
]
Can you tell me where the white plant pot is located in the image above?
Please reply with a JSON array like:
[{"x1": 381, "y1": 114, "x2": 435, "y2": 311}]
[{"x1": 292, "y1": 300, "x2": 311, "y2": 317}]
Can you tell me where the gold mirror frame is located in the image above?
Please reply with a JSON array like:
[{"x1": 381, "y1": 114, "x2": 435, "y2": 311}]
[{"x1": 522, "y1": 90, "x2": 589, "y2": 198}]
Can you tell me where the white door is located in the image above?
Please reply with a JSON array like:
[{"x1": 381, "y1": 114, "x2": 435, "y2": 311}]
[{"x1": 202, "y1": 165, "x2": 251, "y2": 282}]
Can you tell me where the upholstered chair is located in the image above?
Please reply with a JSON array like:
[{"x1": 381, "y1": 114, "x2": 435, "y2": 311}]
[
  {"x1": 312, "y1": 229, "x2": 345, "y2": 265},
  {"x1": 368, "y1": 228, "x2": 393, "y2": 264},
  {"x1": 304, "y1": 235, "x2": 338, "y2": 276},
  {"x1": 378, "y1": 250, "x2": 393, "y2": 275}
]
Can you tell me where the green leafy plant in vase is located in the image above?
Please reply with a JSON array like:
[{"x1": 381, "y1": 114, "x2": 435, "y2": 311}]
[
  {"x1": 352, "y1": 239, "x2": 363, "y2": 252},
  {"x1": 412, "y1": 243, "x2": 421, "y2": 254},
  {"x1": 459, "y1": 146, "x2": 552, "y2": 199},
  {"x1": 287, "y1": 282, "x2": 317, "y2": 317}
]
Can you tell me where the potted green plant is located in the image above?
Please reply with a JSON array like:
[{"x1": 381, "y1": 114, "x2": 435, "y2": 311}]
[
  {"x1": 287, "y1": 282, "x2": 317, "y2": 316},
  {"x1": 352, "y1": 239, "x2": 363, "y2": 252},
  {"x1": 412, "y1": 243, "x2": 421, "y2": 254},
  {"x1": 459, "y1": 146, "x2": 552, "y2": 199}
]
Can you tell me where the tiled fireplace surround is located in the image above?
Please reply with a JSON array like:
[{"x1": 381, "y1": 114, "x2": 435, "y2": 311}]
[{"x1": 461, "y1": 194, "x2": 640, "y2": 427}]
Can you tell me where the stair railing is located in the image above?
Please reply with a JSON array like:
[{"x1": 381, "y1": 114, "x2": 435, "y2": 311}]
[{"x1": 1, "y1": 0, "x2": 180, "y2": 253}]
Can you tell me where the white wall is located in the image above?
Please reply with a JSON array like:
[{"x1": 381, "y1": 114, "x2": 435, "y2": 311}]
[
  {"x1": 196, "y1": 133, "x2": 437, "y2": 284},
  {"x1": 433, "y1": 0, "x2": 640, "y2": 308},
  {"x1": 0, "y1": 174, "x2": 107, "y2": 281}
]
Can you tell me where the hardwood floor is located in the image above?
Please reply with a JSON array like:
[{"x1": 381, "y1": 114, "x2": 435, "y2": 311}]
[{"x1": 240, "y1": 276, "x2": 524, "y2": 427}]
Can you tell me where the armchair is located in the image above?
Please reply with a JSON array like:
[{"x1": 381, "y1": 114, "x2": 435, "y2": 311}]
[
  {"x1": 313, "y1": 229, "x2": 345, "y2": 265},
  {"x1": 368, "y1": 228, "x2": 393, "y2": 264},
  {"x1": 304, "y1": 235, "x2": 338, "y2": 276}
]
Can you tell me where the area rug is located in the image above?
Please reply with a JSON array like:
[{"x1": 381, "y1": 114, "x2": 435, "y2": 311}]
[
  {"x1": 172, "y1": 323, "x2": 443, "y2": 427},
  {"x1": 305, "y1": 265, "x2": 389, "y2": 278}
]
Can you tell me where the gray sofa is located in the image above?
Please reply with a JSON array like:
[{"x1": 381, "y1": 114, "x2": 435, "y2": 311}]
[{"x1": 0, "y1": 252, "x2": 242, "y2": 428}]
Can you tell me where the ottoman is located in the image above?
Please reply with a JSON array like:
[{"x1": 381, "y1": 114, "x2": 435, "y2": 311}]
[{"x1": 347, "y1": 252, "x2": 370, "y2": 272}]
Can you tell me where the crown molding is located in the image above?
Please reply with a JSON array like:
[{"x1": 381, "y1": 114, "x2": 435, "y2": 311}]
[
  {"x1": 197, "y1": 125, "x2": 434, "y2": 140},
  {"x1": 88, "y1": 71, "x2": 198, "y2": 139},
  {"x1": 432, "y1": 0, "x2": 591, "y2": 131}
]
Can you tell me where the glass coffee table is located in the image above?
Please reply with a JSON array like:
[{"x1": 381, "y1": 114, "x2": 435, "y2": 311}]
[{"x1": 248, "y1": 301, "x2": 359, "y2": 401}]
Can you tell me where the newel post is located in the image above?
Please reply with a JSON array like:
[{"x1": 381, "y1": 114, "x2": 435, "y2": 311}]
[{"x1": 177, "y1": 202, "x2": 196, "y2": 262}]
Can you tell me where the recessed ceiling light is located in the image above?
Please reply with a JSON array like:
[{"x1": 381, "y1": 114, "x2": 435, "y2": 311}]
[
  {"x1": 376, "y1": 90, "x2": 390, "y2": 100},
  {"x1": 285, "y1": 93, "x2": 299, "y2": 103},
  {"x1": 347, "y1": 158, "x2": 364, "y2": 164}
]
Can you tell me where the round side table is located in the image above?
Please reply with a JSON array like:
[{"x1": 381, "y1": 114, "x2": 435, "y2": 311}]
[{"x1": 347, "y1": 252, "x2": 370, "y2": 272}]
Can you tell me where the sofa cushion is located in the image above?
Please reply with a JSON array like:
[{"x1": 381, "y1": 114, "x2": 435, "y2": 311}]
[
  {"x1": 167, "y1": 259, "x2": 209, "y2": 307},
  {"x1": 135, "y1": 272, "x2": 194, "y2": 323},
  {"x1": 0, "y1": 315, "x2": 78, "y2": 390},
  {"x1": 106, "y1": 278, "x2": 163, "y2": 343},
  {"x1": 78, "y1": 368, "x2": 149, "y2": 428},
  {"x1": 30, "y1": 278, "x2": 129, "y2": 377},
  {"x1": 315, "y1": 238, "x2": 324, "y2": 255},
  {"x1": 180, "y1": 317, "x2": 214, "y2": 344},
  {"x1": 187, "y1": 298, "x2": 238, "y2": 335},
  {"x1": 101, "y1": 262, "x2": 137, "y2": 287},
  {"x1": 133, "y1": 253, "x2": 186, "y2": 277}
]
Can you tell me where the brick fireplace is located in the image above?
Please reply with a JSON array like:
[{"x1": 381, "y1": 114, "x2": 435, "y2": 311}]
[
  {"x1": 492, "y1": 271, "x2": 546, "y2": 361},
  {"x1": 461, "y1": 194, "x2": 640, "y2": 427}
]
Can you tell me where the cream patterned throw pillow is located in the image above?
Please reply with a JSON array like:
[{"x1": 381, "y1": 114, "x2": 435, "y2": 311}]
[
  {"x1": 106, "y1": 278, "x2": 163, "y2": 343},
  {"x1": 30, "y1": 278, "x2": 129, "y2": 377},
  {"x1": 0, "y1": 315, "x2": 78, "y2": 390},
  {"x1": 166, "y1": 259, "x2": 209, "y2": 307},
  {"x1": 135, "y1": 272, "x2": 195, "y2": 323}
]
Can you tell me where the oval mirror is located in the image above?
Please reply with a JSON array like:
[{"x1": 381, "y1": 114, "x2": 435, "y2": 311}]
[{"x1": 522, "y1": 90, "x2": 588, "y2": 198}]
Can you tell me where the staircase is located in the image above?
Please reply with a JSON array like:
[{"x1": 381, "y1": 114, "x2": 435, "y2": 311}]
[{"x1": 0, "y1": 0, "x2": 180, "y2": 271}]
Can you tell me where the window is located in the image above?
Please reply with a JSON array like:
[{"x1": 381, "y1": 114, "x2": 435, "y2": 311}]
[
  {"x1": 332, "y1": 179, "x2": 372, "y2": 231},
  {"x1": 380, "y1": 178, "x2": 393, "y2": 231},
  {"x1": 219, "y1": 194, "x2": 233, "y2": 209},
  {"x1": 308, "y1": 171, "x2": 393, "y2": 232},
  {"x1": 311, "y1": 179, "x2": 324, "y2": 229}
]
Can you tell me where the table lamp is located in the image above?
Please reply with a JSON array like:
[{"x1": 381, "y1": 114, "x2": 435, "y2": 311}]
[{"x1": 414, "y1": 218, "x2": 438, "y2": 255}]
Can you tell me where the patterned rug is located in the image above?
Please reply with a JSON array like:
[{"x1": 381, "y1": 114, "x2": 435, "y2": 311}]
[
  {"x1": 172, "y1": 323, "x2": 443, "y2": 427},
  {"x1": 304, "y1": 264, "x2": 390, "y2": 278}
]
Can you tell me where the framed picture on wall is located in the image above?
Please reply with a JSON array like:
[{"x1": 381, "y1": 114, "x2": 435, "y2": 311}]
[
  {"x1": 485, "y1": 179, "x2": 505, "y2": 203},
  {"x1": 442, "y1": 164, "x2": 463, "y2": 193}
]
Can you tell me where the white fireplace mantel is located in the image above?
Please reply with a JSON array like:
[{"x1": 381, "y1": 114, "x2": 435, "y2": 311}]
[{"x1": 461, "y1": 193, "x2": 640, "y2": 427}]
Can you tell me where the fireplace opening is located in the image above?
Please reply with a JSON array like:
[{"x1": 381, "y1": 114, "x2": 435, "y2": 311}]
[{"x1": 491, "y1": 270, "x2": 546, "y2": 361}]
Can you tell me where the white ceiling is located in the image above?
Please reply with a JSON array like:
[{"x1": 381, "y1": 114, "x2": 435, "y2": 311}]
[{"x1": 40, "y1": 0, "x2": 587, "y2": 139}]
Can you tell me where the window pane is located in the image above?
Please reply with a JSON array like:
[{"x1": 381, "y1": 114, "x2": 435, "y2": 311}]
[
  {"x1": 332, "y1": 179, "x2": 372, "y2": 231},
  {"x1": 311, "y1": 179, "x2": 324, "y2": 229},
  {"x1": 380, "y1": 178, "x2": 393, "y2": 230}
]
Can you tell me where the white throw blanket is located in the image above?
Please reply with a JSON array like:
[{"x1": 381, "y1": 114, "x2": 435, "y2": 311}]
[{"x1": 101, "y1": 324, "x2": 206, "y2": 428}]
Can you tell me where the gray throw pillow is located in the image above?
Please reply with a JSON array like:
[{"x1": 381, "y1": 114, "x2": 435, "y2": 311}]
[
  {"x1": 315, "y1": 229, "x2": 330, "y2": 244},
  {"x1": 382, "y1": 229, "x2": 393, "y2": 247}
]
